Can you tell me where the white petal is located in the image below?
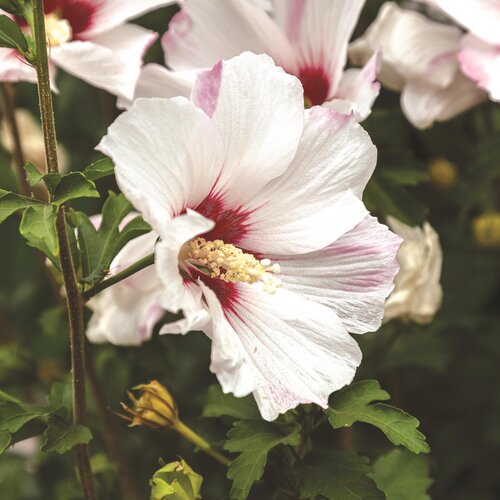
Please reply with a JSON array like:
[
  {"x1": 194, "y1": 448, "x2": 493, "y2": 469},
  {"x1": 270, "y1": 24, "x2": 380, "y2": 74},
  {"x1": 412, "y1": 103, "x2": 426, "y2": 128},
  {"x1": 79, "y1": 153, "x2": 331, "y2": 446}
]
[
  {"x1": 51, "y1": 24, "x2": 157, "y2": 99},
  {"x1": 155, "y1": 210, "x2": 214, "y2": 315},
  {"x1": 97, "y1": 97, "x2": 224, "y2": 234},
  {"x1": 333, "y1": 51, "x2": 380, "y2": 121},
  {"x1": 350, "y1": 2, "x2": 461, "y2": 90},
  {"x1": 191, "y1": 53, "x2": 304, "y2": 207},
  {"x1": 241, "y1": 107, "x2": 374, "y2": 254},
  {"x1": 162, "y1": 0, "x2": 294, "y2": 71},
  {"x1": 432, "y1": 0, "x2": 500, "y2": 45},
  {"x1": 272, "y1": 0, "x2": 366, "y2": 95},
  {"x1": 276, "y1": 215, "x2": 402, "y2": 334},
  {"x1": 117, "y1": 63, "x2": 195, "y2": 109},
  {"x1": 0, "y1": 48, "x2": 38, "y2": 84},
  {"x1": 401, "y1": 73, "x2": 487, "y2": 129},
  {"x1": 209, "y1": 285, "x2": 361, "y2": 421},
  {"x1": 84, "y1": 0, "x2": 175, "y2": 36},
  {"x1": 459, "y1": 35, "x2": 500, "y2": 103}
]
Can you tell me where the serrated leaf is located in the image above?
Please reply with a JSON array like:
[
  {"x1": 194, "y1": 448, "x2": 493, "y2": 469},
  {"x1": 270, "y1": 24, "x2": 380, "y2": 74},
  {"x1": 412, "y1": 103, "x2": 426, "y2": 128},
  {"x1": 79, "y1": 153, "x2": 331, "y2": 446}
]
[
  {"x1": 47, "y1": 380, "x2": 72, "y2": 416},
  {"x1": 369, "y1": 449, "x2": 433, "y2": 500},
  {"x1": 0, "y1": 14, "x2": 28, "y2": 52},
  {"x1": 116, "y1": 215, "x2": 152, "y2": 251},
  {"x1": 0, "y1": 401, "x2": 48, "y2": 433},
  {"x1": 23, "y1": 163, "x2": 44, "y2": 186},
  {"x1": 52, "y1": 172, "x2": 99, "y2": 206},
  {"x1": 42, "y1": 172, "x2": 63, "y2": 194},
  {"x1": 0, "y1": 190, "x2": 40, "y2": 224},
  {"x1": 0, "y1": 430, "x2": 11, "y2": 455},
  {"x1": 19, "y1": 204, "x2": 58, "y2": 259},
  {"x1": 83, "y1": 158, "x2": 114, "y2": 181},
  {"x1": 203, "y1": 384, "x2": 260, "y2": 420},
  {"x1": 224, "y1": 421, "x2": 300, "y2": 499},
  {"x1": 151, "y1": 458, "x2": 203, "y2": 500},
  {"x1": 327, "y1": 380, "x2": 430, "y2": 454},
  {"x1": 298, "y1": 451, "x2": 384, "y2": 500},
  {"x1": 41, "y1": 420, "x2": 92, "y2": 454}
]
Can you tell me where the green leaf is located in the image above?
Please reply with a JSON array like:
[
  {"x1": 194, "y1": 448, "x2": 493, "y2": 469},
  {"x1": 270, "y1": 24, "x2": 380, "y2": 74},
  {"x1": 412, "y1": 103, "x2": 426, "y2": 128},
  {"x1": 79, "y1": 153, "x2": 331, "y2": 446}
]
[
  {"x1": 0, "y1": 14, "x2": 28, "y2": 52},
  {"x1": 42, "y1": 173, "x2": 63, "y2": 194},
  {"x1": 47, "y1": 380, "x2": 72, "y2": 417},
  {"x1": 298, "y1": 451, "x2": 384, "y2": 500},
  {"x1": 41, "y1": 420, "x2": 92, "y2": 454},
  {"x1": 19, "y1": 204, "x2": 58, "y2": 260},
  {"x1": 23, "y1": 163, "x2": 44, "y2": 187},
  {"x1": 0, "y1": 401, "x2": 48, "y2": 433},
  {"x1": 83, "y1": 158, "x2": 115, "y2": 181},
  {"x1": 0, "y1": 430, "x2": 11, "y2": 455},
  {"x1": 326, "y1": 380, "x2": 430, "y2": 454},
  {"x1": 0, "y1": 190, "x2": 40, "y2": 224},
  {"x1": 224, "y1": 421, "x2": 300, "y2": 499},
  {"x1": 203, "y1": 384, "x2": 260, "y2": 421},
  {"x1": 150, "y1": 458, "x2": 203, "y2": 500},
  {"x1": 369, "y1": 449, "x2": 433, "y2": 500},
  {"x1": 52, "y1": 172, "x2": 99, "y2": 206}
]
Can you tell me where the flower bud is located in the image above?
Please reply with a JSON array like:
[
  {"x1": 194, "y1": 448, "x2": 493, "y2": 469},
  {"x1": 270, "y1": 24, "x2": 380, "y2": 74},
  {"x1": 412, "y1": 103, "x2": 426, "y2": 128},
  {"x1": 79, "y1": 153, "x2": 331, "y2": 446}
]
[
  {"x1": 119, "y1": 381, "x2": 178, "y2": 429},
  {"x1": 427, "y1": 157, "x2": 457, "y2": 189},
  {"x1": 473, "y1": 211, "x2": 500, "y2": 248},
  {"x1": 150, "y1": 458, "x2": 202, "y2": 500}
]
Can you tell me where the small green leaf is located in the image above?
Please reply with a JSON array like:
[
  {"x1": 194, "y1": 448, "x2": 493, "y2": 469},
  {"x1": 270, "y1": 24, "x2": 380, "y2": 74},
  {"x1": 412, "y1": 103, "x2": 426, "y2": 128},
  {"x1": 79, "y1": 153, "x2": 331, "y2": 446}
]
[
  {"x1": 19, "y1": 204, "x2": 59, "y2": 259},
  {"x1": 52, "y1": 172, "x2": 99, "y2": 206},
  {"x1": 150, "y1": 458, "x2": 203, "y2": 500},
  {"x1": 23, "y1": 163, "x2": 44, "y2": 187},
  {"x1": 41, "y1": 420, "x2": 92, "y2": 454},
  {"x1": 0, "y1": 190, "x2": 40, "y2": 224},
  {"x1": 369, "y1": 449, "x2": 433, "y2": 500},
  {"x1": 47, "y1": 380, "x2": 72, "y2": 416},
  {"x1": 203, "y1": 384, "x2": 260, "y2": 421},
  {"x1": 0, "y1": 430, "x2": 11, "y2": 455},
  {"x1": 42, "y1": 173, "x2": 63, "y2": 194},
  {"x1": 298, "y1": 451, "x2": 384, "y2": 500},
  {"x1": 83, "y1": 158, "x2": 115, "y2": 181},
  {"x1": 224, "y1": 421, "x2": 300, "y2": 499},
  {"x1": 326, "y1": 380, "x2": 430, "y2": 454},
  {"x1": 0, "y1": 14, "x2": 28, "y2": 52},
  {"x1": 0, "y1": 401, "x2": 48, "y2": 433}
]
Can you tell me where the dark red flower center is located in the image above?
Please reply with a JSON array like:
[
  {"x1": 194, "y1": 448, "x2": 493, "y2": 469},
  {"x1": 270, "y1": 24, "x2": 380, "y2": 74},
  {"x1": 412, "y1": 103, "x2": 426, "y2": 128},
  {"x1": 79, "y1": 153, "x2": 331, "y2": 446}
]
[{"x1": 298, "y1": 66, "x2": 330, "y2": 106}]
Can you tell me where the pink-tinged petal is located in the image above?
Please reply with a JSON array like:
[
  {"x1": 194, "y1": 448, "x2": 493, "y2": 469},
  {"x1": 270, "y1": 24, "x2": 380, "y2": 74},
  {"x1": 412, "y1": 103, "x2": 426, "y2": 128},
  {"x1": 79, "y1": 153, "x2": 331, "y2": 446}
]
[
  {"x1": 204, "y1": 284, "x2": 361, "y2": 421},
  {"x1": 401, "y1": 73, "x2": 487, "y2": 129},
  {"x1": 276, "y1": 215, "x2": 402, "y2": 334},
  {"x1": 117, "y1": 63, "x2": 195, "y2": 109},
  {"x1": 83, "y1": 0, "x2": 175, "y2": 37},
  {"x1": 241, "y1": 107, "x2": 374, "y2": 254},
  {"x1": 0, "y1": 48, "x2": 38, "y2": 84},
  {"x1": 432, "y1": 0, "x2": 500, "y2": 46},
  {"x1": 162, "y1": 0, "x2": 295, "y2": 71},
  {"x1": 155, "y1": 210, "x2": 215, "y2": 315},
  {"x1": 350, "y1": 2, "x2": 461, "y2": 91},
  {"x1": 86, "y1": 231, "x2": 163, "y2": 346},
  {"x1": 273, "y1": 0, "x2": 366, "y2": 100},
  {"x1": 459, "y1": 35, "x2": 500, "y2": 103},
  {"x1": 51, "y1": 24, "x2": 157, "y2": 99},
  {"x1": 97, "y1": 98, "x2": 224, "y2": 234},
  {"x1": 332, "y1": 51, "x2": 381, "y2": 121},
  {"x1": 192, "y1": 53, "x2": 304, "y2": 207}
]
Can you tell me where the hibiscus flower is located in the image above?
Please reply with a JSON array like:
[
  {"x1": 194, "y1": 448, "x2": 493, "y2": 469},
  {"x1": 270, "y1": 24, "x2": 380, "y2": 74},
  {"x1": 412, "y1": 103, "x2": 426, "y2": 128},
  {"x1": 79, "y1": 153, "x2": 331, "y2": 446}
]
[
  {"x1": 99, "y1": 52, "x2": 401, "y2": 421},
  {"x1": 122, "y1": 0, "x2": 380, "y2": 120},
  {"x1": 0, "y1": 0, "x2": 173, "y2": 99}
]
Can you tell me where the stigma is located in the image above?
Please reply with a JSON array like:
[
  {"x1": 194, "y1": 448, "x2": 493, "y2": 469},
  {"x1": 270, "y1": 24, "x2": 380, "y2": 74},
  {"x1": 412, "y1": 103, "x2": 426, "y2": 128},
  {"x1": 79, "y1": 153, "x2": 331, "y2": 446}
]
[
  {"x1": 45, "y1": 14, "x2": 72, "y2": 47},
  {"x1": 185, "y1": 237, "x2": 282, "y2": 294}
]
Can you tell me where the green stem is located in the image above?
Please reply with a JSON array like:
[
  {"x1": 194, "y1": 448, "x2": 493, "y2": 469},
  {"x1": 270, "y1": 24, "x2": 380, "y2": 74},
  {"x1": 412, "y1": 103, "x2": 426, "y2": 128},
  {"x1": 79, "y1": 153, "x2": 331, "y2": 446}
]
[
  {"x1": 173, "y1": 420, "x2": 230, "y2": 467},
  {"x1": 82, "y1": 253, "x2": 154, "y2": 301},
  {"x1": 32, "y1": 1, "x2": 96, "y2": 498}
]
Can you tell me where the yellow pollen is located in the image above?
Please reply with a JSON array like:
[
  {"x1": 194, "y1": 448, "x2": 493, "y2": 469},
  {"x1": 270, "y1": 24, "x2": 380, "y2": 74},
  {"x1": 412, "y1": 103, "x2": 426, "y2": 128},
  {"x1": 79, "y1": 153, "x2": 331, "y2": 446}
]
[
  {"x1": 186, "y1": 237, "x2": 282, "y2": 294},
  {"x1": 45, "y1": 14, "x2": 72, "y2": 47}
]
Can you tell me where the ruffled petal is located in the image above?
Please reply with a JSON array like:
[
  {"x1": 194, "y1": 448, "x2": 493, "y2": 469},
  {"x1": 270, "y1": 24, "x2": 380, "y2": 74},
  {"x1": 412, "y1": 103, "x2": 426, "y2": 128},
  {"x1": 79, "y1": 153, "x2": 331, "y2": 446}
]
[
  {"x1": 272, "y1": 0, "x2": 366, "y2": 96},
  {"x1": 241, "y1": 107, "x2": 374, "y2": 254},
  {"x1": 204, "y1": 284, "x2": 361, "y2": 421},
  {"x1": 401, "y1": 73, "x2": 487, "y2": 129},
  {"x1": 350, "y1": 2, "x2": 461, "y2": 90},
  {"x1": 162, "y1": 0, "x2": 294, "y2": 71},
  {"x1": 459, "y1": 35, "x2": 500, "y2": 103},
  {"x1": 84, "y1": 0, "x2": 175, "y2": 36},
  {"x1": 97, "y1": 97, "x2": 224, "y2": 233},
  {"x1": 275, "y1": 215, "x2": 401, "y2": 334},
  {"x1": 51, "y1": 24, "x2": 157, "y2": 99},
  {"x1": 191, "y1": 53, "x2": 304, "y2": 207},
  {"x1": 117, "y1": 63, "x2": 195, "y2": 109}
]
